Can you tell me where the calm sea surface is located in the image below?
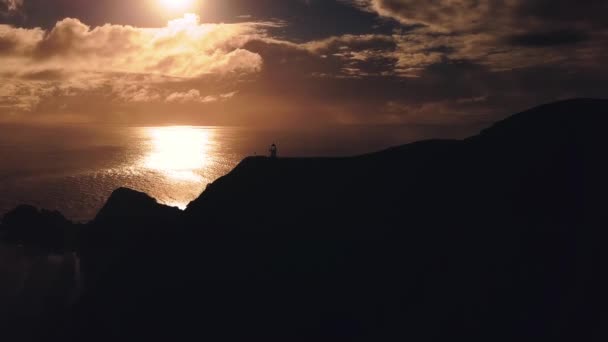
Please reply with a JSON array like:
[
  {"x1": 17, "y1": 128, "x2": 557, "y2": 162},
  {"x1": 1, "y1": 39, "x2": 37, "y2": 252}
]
[{"x1": 0, "y1": 123, "x2": 483, "y2": 221}]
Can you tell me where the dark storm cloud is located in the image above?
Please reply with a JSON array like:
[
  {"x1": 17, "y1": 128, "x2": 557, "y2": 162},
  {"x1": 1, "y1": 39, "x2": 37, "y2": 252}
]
[
  {"x1": 422, "y1": 45, "x2": 455, "y2": 54},
  {"x1": 515, "y1": 0, "x2": 608, "y2": 28},
  {"x1": 351, "y1": 0, "x2": 608, "y2": 31},
  {"x1": 347, "y1": 0, "x2": 608, "y2": 69},
  {"x1": 229, "y1": 0, "x2": 608, "y2": 124},
  {"x1": 507, "y1": 30, "x2": 590, "y2": 47}
]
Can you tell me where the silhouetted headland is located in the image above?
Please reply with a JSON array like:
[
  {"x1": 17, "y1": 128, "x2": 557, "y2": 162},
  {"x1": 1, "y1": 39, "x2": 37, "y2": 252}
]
[{"x1": 1, "y1": 98, "x2": 607, "y2": 341}]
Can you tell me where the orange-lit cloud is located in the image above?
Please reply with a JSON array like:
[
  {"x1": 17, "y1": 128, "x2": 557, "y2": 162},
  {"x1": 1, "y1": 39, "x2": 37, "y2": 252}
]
[
  {"x1": 2, "y1": 14, "x2": 266, "y2": 78},
  {"x1": 165, "y1": 89, "x2": 237, "y2": 104},
  {"x1": 0, "y1": 13, "x2": 277, "y2": 117}
]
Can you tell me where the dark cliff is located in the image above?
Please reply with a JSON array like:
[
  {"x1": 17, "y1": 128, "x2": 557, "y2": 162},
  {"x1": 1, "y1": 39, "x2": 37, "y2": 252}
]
[{"x1": 2, "y1": 98, "x2": 608, "y2": 341}]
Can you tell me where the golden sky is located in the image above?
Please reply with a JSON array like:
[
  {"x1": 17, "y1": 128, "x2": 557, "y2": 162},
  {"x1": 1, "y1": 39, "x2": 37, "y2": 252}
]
[{"x1": 0, "y1": 0, "x2": 607, "y2": 127}]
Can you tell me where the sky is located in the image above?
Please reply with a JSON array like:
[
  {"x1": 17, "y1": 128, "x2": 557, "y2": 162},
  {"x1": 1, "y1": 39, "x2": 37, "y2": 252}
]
[{"x1": 0, "y1": 0, "x2": 606, "y2": 127}]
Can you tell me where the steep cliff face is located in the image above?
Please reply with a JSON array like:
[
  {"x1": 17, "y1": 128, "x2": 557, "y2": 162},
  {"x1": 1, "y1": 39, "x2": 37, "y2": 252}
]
[{"x1": 2, "y1": 98, "x2": 608, "y2": 341}]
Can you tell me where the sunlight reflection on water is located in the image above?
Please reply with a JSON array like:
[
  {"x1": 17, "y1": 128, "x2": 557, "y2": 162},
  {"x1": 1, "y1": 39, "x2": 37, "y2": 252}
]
[
  {"x1": 0, "y1": 123, "x2": 482, "y2": 221},
  {"x1": 119, "y1": 126, "x2": 228, "y2": 210},
  {"x1": 141, "y1": 126, "x2": 216, "y2": 183},
  {"x1": 95, "y1": 126, "x2": 232, "y2": 211}
]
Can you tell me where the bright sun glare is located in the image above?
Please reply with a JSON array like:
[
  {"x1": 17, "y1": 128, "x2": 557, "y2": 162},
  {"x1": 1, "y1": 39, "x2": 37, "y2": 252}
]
[
  {"x1": 142, "y1": 126, "x2": 214, "y2": 182},
  {"x1": 158, "y1": 0, "x2": 196, "y2": 12}
]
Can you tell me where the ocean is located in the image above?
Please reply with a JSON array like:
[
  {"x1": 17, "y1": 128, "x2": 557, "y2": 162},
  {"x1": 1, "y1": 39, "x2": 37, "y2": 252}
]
[{"x1": 0, "y1": 123, "x2": 483, "y2": 221}]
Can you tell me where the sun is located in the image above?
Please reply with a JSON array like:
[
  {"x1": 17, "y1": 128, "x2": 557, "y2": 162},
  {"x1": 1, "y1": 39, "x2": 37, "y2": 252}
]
[{"x1": 158, "y1": 0, "x2": 196, "y2": 13}]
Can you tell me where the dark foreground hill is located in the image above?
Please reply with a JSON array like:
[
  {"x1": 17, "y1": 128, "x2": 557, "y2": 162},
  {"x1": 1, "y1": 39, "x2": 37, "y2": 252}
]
[{"x1": 2, "y1": 98, "x2": 608, "y2": 341}]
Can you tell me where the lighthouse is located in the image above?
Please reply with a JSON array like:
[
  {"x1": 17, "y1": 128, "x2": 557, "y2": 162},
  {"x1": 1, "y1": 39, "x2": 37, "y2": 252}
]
[{"x1": 269, "y1": 144, "x2": 278, "y2": 159}]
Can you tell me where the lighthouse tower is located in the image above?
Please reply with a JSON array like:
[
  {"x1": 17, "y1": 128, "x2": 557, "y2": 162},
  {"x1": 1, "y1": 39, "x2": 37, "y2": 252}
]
[{"x1": 269, "y1": 144, "x2": 278, "y2": 159}]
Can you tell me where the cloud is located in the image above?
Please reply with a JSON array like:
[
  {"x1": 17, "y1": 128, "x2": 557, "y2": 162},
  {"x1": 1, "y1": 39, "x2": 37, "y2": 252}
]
[
  {"x1": 350, "y1": 0, "x2": 496, "y2": 32},
  {"x1": 0, "y1": 1, "x2": 606, "y2": 127},
  {"x1": 0, "y1": 13, "x2": 275, "y2": 116},
  {"x1": 235, "y1": 32, "x2": 608, "y2": 127},
  {"x1": 7, "y1": 13, "x2": 266, "y2": 78},
  {"x1": 165, "y1": 89, "x2": 237, "y2": 104},
  {"x1": 0, "y1": 81, "x2": 47, "y2": 112},
  {"x1": 116, "y1": 85, "x2": 162, "y2": 103},
  {"x1": 1, "y1": 0, "x2": 23, "y2": 15},
  {"x1": 342, "y1": 0, "x2": 608, "y2": 75},
  {"x1": 507, "y1": 29, "x2": 590, "y2": 47},
  {"x1": 351, "y1": 0, "x2": 608, "y2": 33}
]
